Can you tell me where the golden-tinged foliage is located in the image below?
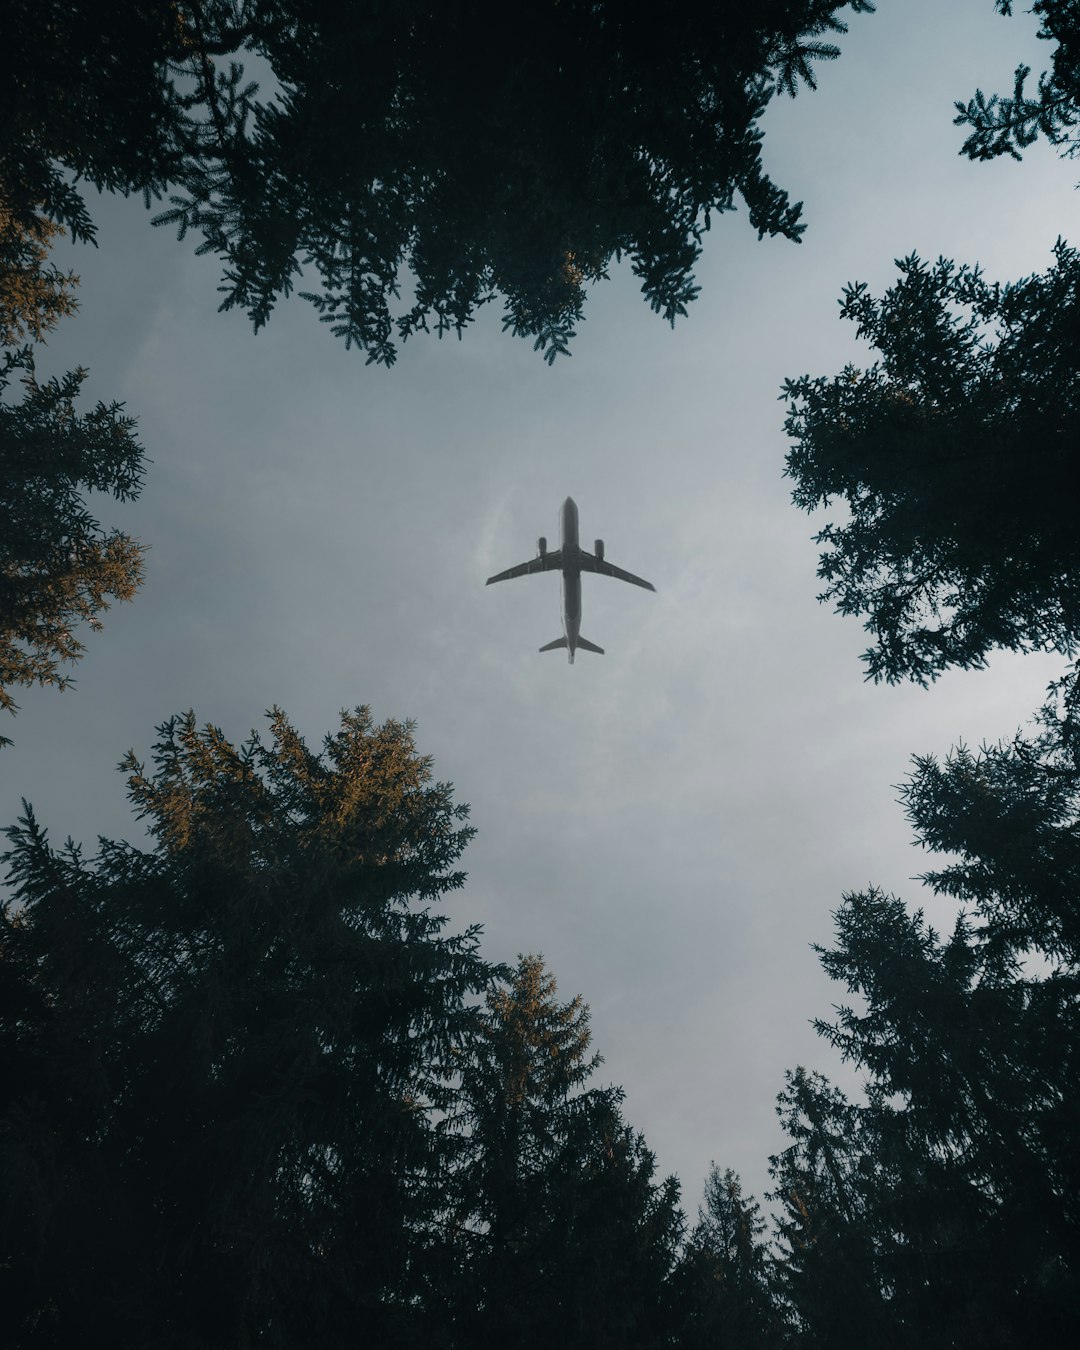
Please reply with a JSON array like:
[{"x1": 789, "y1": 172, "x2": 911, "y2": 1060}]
[
  {"x1": 0, "y1": 529, "x2": 144, "y2": 720},
  {"x1": 0, "y1": 195, "x2": 79, "y2": 345},
  {"x1": 0, "y1": 201, "x2": 145, "y2": 743}
]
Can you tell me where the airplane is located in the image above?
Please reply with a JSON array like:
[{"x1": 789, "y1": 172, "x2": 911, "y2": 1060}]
[{"x1": 486, "y1": 497, "x2": 654, "y2": 663}]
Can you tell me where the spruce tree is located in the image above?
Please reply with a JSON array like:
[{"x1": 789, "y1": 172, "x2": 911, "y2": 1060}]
[
  {"x1": 0, "y1": 707, "x2": 494, "y2": 1348},
  {"x1": 769, "y1": 1068, "x2": 896, "y2": 1350},
  {"x1": 674, "y1": 1165, "x2": 785, "y2": 1350},
  {"x1": 0, "y1": 1, "x2": 874, "y2": 364},
  {"x1": 0, "y1": 195, "x2": 145, "y2": 743},
  {"x1": 449, "y1": 954, "x2": 683, "y2": 1350},
  {"x1": 783, "y1": 242, "x2": 1080, "y2": 684},
  {"x1": 783, "y1": 7, "x2": 1080, "y2": 687},
  {"x1": 770, "y1": 674, "x2": 1080, "y2": 1347}
]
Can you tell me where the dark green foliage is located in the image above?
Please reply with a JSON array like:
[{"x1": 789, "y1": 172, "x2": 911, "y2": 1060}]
[
  {"x1": 783, "y1": 241, "x2": 1080, "y2": 683},
  {"x1": 956, "y1": 2, "x2": 1080, "y2": 162},
  {"x1": 770, "y1": 1069, "x2": 895, "y2": 1350},
  {"x1": 1, "y1": 717, "x2": 694, "y2": 1348},
  {"x1": 787, "y1": 4, "x2": 1080, "y2": 686},
  {"x1": 0, "y1": 708, "x2": 494, "y2": 1348},
  {"x1": 449, "y1": 955, "x2": 683, "y2": 1350},
  {"x1": 675, "y1": 1165, "x2": 785, "y2": 1350},
  {"x1": 770, "y1": 675, "x2": 1080, "y2": 1347},
  {"x1": 0, "y1": 201, "x2": 79, "y2": 345},
  {"x1": 0, "y1": 351, "x2": 144, "y2": 726},
  {"x1": 0, "y1": 208, "x2": 145, "y2": 742},
  {"x1": 0, "y1": 3, "x2": 183, "y2": 245},
  {"x1": 900, "y1": 674, "x2": 1080, "y2": 959},
  {"x1": 0, "y1": 1, "x2": 874, "y2": 364}
]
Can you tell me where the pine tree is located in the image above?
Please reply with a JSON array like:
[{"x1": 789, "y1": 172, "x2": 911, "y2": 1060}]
[
  {"x1": 0, "y1": 1, "x2": 874, "y2": 364},
  {"x1": 449, "y1": 954, "x2": 683, "y2": 1350},
  {"x1": 770, "y1": 674, "x2": 1080, "y2": 1347},
  {"x1": 674, "y1": 1165, "x2": 786, "y2": 1350},
  {"x1": 769, "y1": 1068, "x2": 897, "y2": 1350},
  {"x1": 0, "y1": 707, "x2": 494, "y2": 1348},
  {"x1": 782, "y1": 241, "x2": 1080, "y2": 684},
  {"x1": 0, "y1": 193, "x2": 145, "y2": 744},
  {"x1": 782, "y1": 7, "x2": 1080, "y2": 687}
]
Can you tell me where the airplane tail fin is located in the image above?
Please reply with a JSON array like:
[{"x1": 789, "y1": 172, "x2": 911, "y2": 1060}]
[{"x1": 538, "y1": 636, "x2": 604, "y2": 662}]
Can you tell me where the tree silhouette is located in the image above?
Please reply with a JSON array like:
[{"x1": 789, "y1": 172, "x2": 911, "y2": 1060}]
[
  {"x1": 674, "y1": 1164, "x2": 785, "y2": 1350},
  {"x1": 1, "y1": 1, "x2": 874, "y2": 364},
  {"x1": 449, "y1": 954, "x2": 683, "y2": 1350},
  {"x1": 0, "y1": 707, "x2": 494, "y2": 1348},
  {"x1": 0, "y1": 197, "x2": 144, "y2": 744},
  {"x1": 783, "y1": 241, "x2": 1080, "y2": 683},
  {"x1": 770, "y1": 1068, "x2": 896, "y2": 1350},
  {"x1": 770, "y1": 675, "x2": 1080, "y2": 1346}
]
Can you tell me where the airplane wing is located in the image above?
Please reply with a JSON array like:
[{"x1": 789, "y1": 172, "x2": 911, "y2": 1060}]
[
  {"x1": 579, "y1": 552, "x2": 655, "y2": 591},
  {"x1": 486, "y1": 550, "x2": 563, "y2": 585}
]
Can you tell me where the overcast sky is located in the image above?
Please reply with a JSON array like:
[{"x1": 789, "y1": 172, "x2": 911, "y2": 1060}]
[{"x1": 4, "y1": 0, "x2": 1076, "y2": 1209}]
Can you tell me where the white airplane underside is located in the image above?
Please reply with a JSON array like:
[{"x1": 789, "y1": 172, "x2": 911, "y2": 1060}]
[{"x1": 485, "y1": 497, "x2": 655, "y2": 663}]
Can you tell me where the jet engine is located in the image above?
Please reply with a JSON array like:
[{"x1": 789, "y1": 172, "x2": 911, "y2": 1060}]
[
  {"x1": 537, "y1": 536, "x2": 547, "y2": 557},
  {"x1": 594, "y1": 539, "x2": 604, "y2": 561}
]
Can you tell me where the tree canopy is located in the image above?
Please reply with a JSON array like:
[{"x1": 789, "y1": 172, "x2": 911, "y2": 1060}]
[
  {"x1": 770, "y1": 673, "x2": 1080, "y2": 1347},
  {"x1": 1, "y1": 0, "x2": 873, "y2": 364},
  {"x1": 1, "y1": 711, "x2": 703, "y2": 1348},
  {"x1": 450, "y1": 954, "x2": 683, "y2": 1350},
  {"x1": 783, "y1": 240, "x2": 1080, "y2": 684},
  {"x1": 0, "y1": 198, "x2": 145, "y2": 744},
  {"x1": 781, "y1": 7, "x2": 1080, "y2": 684},
  {"x1": 7, "y1": 5, "x2": 1080, "y2": 1345},
  {"x1": 675, "y1": 1165, "x2": 783, "y2": 1350},
  {"x1": 0, "y1": 707, "x2": 494, "y2": 1346}
]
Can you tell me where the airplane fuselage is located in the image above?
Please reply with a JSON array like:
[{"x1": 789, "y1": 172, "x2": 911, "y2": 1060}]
[{"x1": 559, "y1": 497, "x2": 583, "y2": 661}]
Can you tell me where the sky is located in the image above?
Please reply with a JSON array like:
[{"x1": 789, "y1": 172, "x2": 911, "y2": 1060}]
[{"x1": 3, "y1": 0, "x2": 1077, "y2": 1210}]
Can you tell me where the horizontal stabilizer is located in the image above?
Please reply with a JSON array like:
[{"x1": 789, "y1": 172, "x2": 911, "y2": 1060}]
[
  {"x1": 539, "y1": 636, "x2": 568, "y2": 653},
  {"x1": 576, "y1": 636, "x2": 605, "y2": 655}
]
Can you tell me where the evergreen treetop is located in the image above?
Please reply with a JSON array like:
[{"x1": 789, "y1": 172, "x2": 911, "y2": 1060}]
[
  {"x1": 0, "y1": 706, "x2": 494, "y2": 1347},
  {"x1": 0, "y1": 195, "x2": 145, "y2": 743},
  {"x1": 770, "y1": 674, "x2": 1080, "y2": 1347},
  {"x1": 450, "y1": 954, "x2": 683, "y2": 1350},
  {"x1": 783, "y1": 241, "x2": 1080, "y2": 683}
]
